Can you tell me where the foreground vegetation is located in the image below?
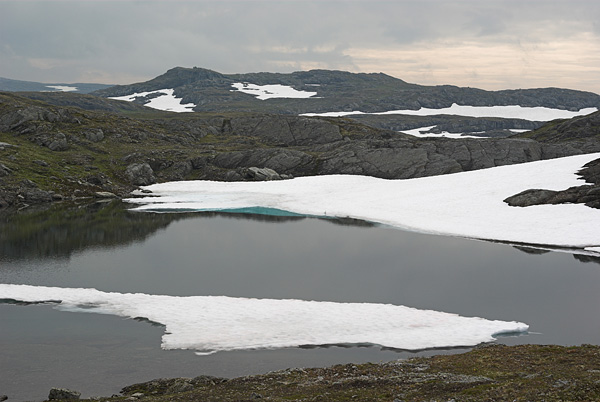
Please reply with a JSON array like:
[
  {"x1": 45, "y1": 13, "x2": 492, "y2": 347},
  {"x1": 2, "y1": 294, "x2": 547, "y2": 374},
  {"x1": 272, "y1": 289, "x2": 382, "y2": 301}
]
[{"x1": 61, "y1": 344, "x2": 600, "y2": 402}]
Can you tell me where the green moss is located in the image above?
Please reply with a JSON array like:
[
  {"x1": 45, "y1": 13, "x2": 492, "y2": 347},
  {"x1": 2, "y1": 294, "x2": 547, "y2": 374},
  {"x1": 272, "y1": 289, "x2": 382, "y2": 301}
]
[{"x1": 69, "y1": 344, "x2": 600, "y2": 402}]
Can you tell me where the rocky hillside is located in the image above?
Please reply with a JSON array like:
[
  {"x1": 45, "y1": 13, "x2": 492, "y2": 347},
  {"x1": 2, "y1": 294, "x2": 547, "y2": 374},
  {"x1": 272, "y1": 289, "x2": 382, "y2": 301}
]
[
  {"x1": 511, "y1": 110, "x2": 600, "y2": 142},
  {"x1": 92, "y1": 67, "x2": 600, "y2": 115},
  {"x1": 2, "y1": 91, "x2": 600, "y2": 209},
  {"x1": 0, "y1": 76, "x2": 111, "y2": 94}
]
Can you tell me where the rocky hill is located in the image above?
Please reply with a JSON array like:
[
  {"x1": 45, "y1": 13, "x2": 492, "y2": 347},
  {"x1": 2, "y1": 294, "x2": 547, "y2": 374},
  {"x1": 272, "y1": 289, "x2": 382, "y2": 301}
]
[
  {"x1": 511, "y1": 110, "x2": 600, "y2": 142},
  {"x1": 1, "y1": 91, "x2": 599, "y2": 209},
  {"x1": 0, "y1": 76, "x2": 111, "y2": 94},
  {"x1": 93, "y1": 67, "x2": 600, "y2": 115}
]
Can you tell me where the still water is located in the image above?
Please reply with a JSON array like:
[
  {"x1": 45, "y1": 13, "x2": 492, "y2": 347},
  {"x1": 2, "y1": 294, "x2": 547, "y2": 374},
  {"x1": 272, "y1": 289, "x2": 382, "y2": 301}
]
[{"x1": 1, "y1": 201, "x2": 599, "y2": 401}]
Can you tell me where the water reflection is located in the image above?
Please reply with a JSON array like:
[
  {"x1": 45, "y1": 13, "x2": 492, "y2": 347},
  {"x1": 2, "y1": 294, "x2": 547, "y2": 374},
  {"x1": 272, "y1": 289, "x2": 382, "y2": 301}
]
[
  {"x1": 0, "y1": 201, "x2": 187, "y2": 261},
  {"x1": 1, "y1": 201, "x2": 600, "y2": 401},
  {"x1": 0, "y1": 201, "x2": 376, "y2": 262}
]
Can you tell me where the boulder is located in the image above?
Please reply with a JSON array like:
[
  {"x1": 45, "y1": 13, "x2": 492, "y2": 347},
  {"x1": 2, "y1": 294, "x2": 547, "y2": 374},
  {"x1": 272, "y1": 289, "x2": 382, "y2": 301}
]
[
  {"x1": 244, "y1": 167, "x2": 282, "y2": 181},
  {"x1": 84, "y1": 128, "x2": 104, "y2": 142},
  {"x1": 0, "y1": 163, "x2": 12, "y2": 177},
  {"x1": 47, "y1": 132, "x2": 69, "y2": 151},
  {"x1": 94, "y1": 191, "x2": 118, "y2": 199},
  {"x1": 125, "y1": 163, "x2": 156, "y2": 186},
  {"x1": 48, "y1": 387, "x2": 81, "y2": 400}
]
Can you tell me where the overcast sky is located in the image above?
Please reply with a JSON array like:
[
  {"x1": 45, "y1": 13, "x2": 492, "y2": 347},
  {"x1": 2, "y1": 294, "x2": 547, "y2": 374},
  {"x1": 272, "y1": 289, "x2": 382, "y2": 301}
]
[{"x1": 1, "y1": 0, "x2": 599, "y2": 93}]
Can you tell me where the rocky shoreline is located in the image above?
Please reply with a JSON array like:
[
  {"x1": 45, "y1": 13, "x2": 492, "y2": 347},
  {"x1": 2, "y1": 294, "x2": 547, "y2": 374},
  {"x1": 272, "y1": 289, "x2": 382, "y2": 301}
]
[
  {"x1": 24, "y1": 344, "x2": 600, "y2": 402},
  {"x1": 2, "y1": 92, "x2": 600, "y2": 211}
]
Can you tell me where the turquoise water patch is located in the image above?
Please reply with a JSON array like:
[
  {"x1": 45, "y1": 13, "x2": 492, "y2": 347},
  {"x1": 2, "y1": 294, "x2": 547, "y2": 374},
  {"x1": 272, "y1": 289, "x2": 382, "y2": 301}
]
[{"x1": 217, "y1": 207, "x2": 306, "y2": 217}]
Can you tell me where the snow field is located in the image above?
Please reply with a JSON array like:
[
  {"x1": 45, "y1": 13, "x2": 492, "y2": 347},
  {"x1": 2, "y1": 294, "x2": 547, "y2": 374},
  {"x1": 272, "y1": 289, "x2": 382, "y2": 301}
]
[
  {"x1": 231, "y1": 83, "x2": 318, "y2": 100},
  {"x1": 45, "y1": 85, "x2": 78, "y2": 92},
  {"x1": 301, "y1": 104, "x2": 597, "y2": 121},
  {"x1": 109, "y1": 88, "x2": 196, "y2": 112},
  {"x1": 401, "y1": 125, "x2": 488, "y2": 139},
  {"x1": 127, "y1": 153, "x2": 600, "y2": 250}
]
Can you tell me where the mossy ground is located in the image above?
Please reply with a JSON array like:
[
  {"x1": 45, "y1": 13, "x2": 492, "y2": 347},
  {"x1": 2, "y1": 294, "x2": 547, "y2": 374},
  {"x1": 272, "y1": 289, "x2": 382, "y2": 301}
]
[{"x1": 65, "y1": 344, "x2": 600, "y2": 402}]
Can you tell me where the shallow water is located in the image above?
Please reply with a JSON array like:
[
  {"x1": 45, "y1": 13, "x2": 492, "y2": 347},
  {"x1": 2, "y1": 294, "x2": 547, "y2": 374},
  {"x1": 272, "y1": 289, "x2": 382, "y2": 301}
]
[{"x1": 1, "y1": 201, "x2": 599, "y2": 401}]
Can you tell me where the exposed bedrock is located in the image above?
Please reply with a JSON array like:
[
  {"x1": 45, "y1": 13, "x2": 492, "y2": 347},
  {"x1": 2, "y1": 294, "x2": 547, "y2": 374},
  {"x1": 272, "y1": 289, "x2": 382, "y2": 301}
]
[{"x1": 504, "y1": 158, "x2": 600, "y2": 209}]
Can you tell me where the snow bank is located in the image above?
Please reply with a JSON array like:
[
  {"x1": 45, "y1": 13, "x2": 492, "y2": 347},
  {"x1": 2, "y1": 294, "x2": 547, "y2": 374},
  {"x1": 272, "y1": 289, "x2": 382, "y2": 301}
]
[
  {"x1": 110, "y1": 88, "x2": 196, "y2": 112},
  {"x1": 127, "y1": 153, "x2": 600, "y2": 250},
  {"x1": 45, "y1": 85, "x2": 78, "y2": 92},
  {"x1": 402, "y1": 125, "x2": 487, "y2": 139},
  {"x1": 0, "y1": 284, "x2": 528, "y2": 352},
  {"x1": 301, "y1": 104, "x2": 597, "y2": 121},
  {"x1": 231, "y1": 83, "x2": 318, "y2": 100}
]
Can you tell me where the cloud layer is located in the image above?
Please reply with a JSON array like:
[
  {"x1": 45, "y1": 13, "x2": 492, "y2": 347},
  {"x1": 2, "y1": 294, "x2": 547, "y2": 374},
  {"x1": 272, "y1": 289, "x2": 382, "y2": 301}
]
[{"x1": 1, "y1": 1, "x2": 599, "y2": 92}]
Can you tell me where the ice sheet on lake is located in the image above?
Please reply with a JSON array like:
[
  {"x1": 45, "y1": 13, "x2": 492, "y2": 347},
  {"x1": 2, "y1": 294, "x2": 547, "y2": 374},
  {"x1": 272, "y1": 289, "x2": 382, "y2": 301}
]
[
  {"x1": 301, "y1": 104, "x2": 597, "y2": 121},
  {"x1": 231, "y1": 83, "x2": 318, "y2": 100},
  {"x1": 110, "y1": 88, "x2": 196, "y2": 112},
  {"x1": 127, "y1": 153, "x2": 600, "y2": 250},
  {"x1": 0, "y1": 284, "x2": 528, "y2": 353}
]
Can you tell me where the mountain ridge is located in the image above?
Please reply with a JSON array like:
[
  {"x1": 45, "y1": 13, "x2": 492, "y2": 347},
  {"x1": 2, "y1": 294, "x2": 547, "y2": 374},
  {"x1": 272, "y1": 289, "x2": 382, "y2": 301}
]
[{"x1": 92, "y1": 66, "x2": 600, "y2": 114}]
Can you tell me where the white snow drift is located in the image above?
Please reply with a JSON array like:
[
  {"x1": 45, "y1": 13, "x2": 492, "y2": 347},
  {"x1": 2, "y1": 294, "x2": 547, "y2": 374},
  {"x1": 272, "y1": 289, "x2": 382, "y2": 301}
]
[
  {"x1": 231, "y1": 83, "x2": 318, "y2": 100},
  {"x1": 0, "y1": 284, "x2": 528, "y2": 353},
  {"x1": 127, "y1": 153, "x2": 600, "y2": 250},
  {"x1": 301, "y1": 104, "x2": 597, "y2": 121},
  {"x1": 402, "y1": 125, "x2": 488, "y2": 139},
  {"x1": 45, "y1": 85, "x2": 78, "y2": 92},
  {"x1": 110, "y1": 88, "x2": 196, "y2": 112}
]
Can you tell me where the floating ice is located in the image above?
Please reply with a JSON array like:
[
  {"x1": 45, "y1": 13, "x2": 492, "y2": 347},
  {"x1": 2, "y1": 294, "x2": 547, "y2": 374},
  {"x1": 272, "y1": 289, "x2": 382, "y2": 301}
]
[
  {"x1": 45, "y1": 85, "x2": 78, "y2": 92},
  {"x1": 110, "y1": 88, "x2": 196, "y2": 112},
  {"x1": 127, "y1": 153, "x2": 600, "y2": 250},
  {"x1": 301, "y1": 104, "x2": 597, "y2": 121},
  {"x1": 0, "y1": 284, "x2": 528, "y2": 352},
  {"x1": 231, "y1": 82, "x2": 318, "y2": 100}
]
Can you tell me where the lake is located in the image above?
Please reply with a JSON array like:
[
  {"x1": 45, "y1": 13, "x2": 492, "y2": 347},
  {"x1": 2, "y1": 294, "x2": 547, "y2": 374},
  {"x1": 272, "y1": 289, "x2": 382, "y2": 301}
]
[{"x1": 1, "y1": 201, "x2": 599, "y2": 401}]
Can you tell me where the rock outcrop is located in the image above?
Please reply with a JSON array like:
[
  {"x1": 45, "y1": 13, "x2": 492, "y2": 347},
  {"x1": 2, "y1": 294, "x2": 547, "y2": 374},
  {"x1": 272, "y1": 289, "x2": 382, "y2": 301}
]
[
  {"x1": 48, "y1": 388, "x2": 81, "y2": 400},
  {"x1": 125, "y1": 163, "x2": 156, "y2": 186},
  {"x1": 504, "y1": 158, "x2": 600, "y2": 209}
]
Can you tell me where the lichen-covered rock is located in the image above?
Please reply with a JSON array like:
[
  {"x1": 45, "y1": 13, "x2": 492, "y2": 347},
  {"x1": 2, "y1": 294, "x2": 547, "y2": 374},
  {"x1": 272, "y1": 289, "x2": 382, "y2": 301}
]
[
  {"x1": 48, "y1": 387, "x2": 81, "y2": 400},
  {"x1": 0, "y1": 163, "x2": 12, "y2": 177},
  {"x1": 84, "y1": 128, "x2": 104, "y2": 142},
  {"x1": 125, "y1": 163, "x2": 156, "y2": 186},
  {"x1": 244, "y1": 166, "x2": 282, "y2": 181}
]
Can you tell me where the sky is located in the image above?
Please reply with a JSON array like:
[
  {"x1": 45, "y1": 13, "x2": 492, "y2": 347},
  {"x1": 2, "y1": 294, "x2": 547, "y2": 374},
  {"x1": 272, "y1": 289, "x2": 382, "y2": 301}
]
[{"x1": 1, "y1": 0, "x2": 600, "y2": 93}]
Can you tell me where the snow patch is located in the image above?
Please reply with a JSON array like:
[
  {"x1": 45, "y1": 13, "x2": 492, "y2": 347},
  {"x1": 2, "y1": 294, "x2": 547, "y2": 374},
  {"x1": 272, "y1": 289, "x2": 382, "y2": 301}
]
[
  {"x1": 231, "y1": 83, "x2": 318, "y2": 100},
  {"x1": 110, "y1": 88, "x2": 196, "y2": 112},
  {"x1": 301, "y1": 104, "x2": 597, "y2": 122},
  {"x1": 127, "y1": 153, "x2": 600, "y2": 249},
  {"x1": 46, "y1": 85, "x2": 78, "y2": 92},
  {"x1": 0, "y1": 284, "x2": 528, "y2": 353},
  {"x1": 401, "y1": 125, "x2": 487, "y2": 139}
]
